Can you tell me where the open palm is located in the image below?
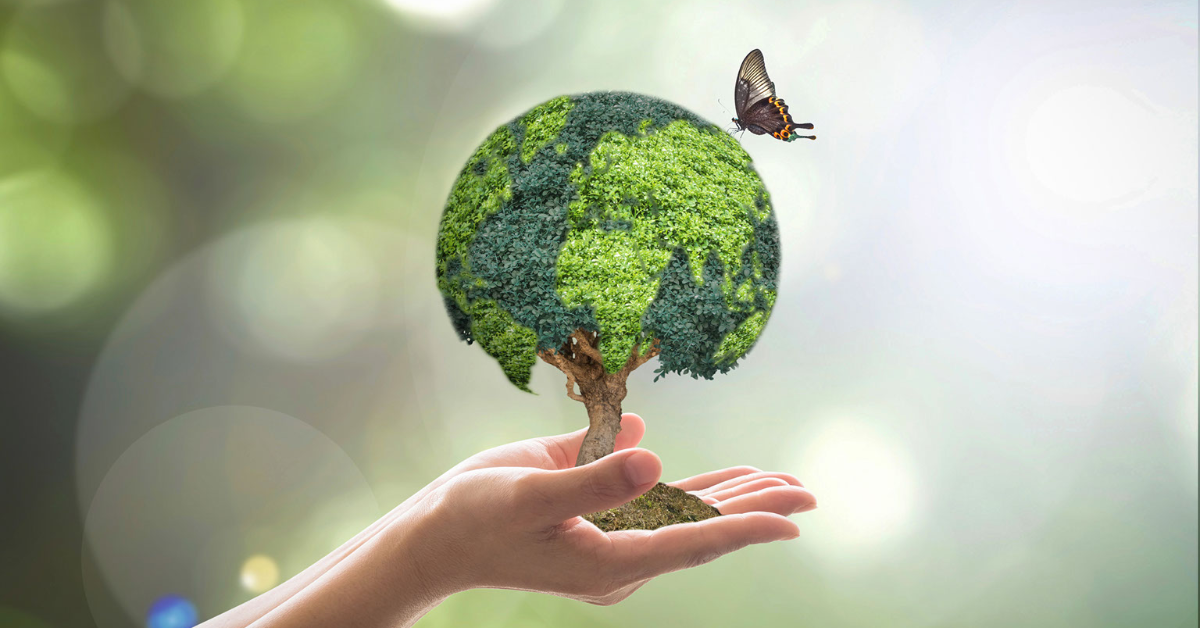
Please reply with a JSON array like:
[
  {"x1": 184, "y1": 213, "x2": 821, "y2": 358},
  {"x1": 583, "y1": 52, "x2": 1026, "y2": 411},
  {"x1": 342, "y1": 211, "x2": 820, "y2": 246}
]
[{"x1": 414, "y1": 413, "x2": 816, "y2": 605}]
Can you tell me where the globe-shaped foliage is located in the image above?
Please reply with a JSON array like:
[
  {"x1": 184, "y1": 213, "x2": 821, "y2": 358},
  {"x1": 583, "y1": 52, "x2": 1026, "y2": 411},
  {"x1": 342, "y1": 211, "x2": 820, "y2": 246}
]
[{"x1": 436, "y1": 92, "x2": 781, "y2": 392}]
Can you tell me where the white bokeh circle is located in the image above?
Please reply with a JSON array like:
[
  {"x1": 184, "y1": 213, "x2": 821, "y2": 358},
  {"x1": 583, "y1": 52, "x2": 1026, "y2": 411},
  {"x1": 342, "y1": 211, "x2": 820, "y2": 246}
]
[
  {"x1": 379, "y1": 0, "x2": 498, "y2": 32},
  {"x1": 1024, "y1": 84, "x2": 1161, "y2": 205},
  {"x1": 786, "y1": 413, "x2": 924, "y2": 572},
  {"x1": 81, "y1": 406, "x2": 380, "y2": 628},
  {"x1": 206, "y1": 219, "x2": 382, "y2": 362}
]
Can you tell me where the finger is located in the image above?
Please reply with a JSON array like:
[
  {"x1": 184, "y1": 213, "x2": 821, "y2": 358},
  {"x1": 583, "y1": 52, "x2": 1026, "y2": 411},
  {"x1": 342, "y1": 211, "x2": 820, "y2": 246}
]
[
  {"x1": 590, "y1": 577, "x2": 651, "y2": 606},
  {"x1": 695, "y1": 471, "x2": 804, "y2": 496},
  {"x1": 612, "y1": 414, "x2": 646, "y2": 452},
  {"x1": 666, "y1": 466, "x2": 762, "y2": 492},
  {"x1": 606, "y1": 512, "x2": 799, "y2": 580},
  {"x1": 518, "y1": 448, "x2": 661, "y2": 525},
  {"x1": 704, "y1": 477, "x2": 790, "y2": 503},
  {"x1": 541, "y1": 414, "x2": 646, "y2": 470},
  {"x1": 714, "y1": 485, "x2": 817, "y2": 516}
]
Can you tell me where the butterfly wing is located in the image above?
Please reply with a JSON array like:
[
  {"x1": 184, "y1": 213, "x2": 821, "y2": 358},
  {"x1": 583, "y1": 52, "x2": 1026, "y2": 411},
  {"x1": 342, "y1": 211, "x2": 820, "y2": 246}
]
[
  {"x1": 740, "y1": 98, "x2": 782, "y2": 135},
  {"x1": 733, "y1": 49, "x2": 816, "y2": 141},
  {"x1": 735, "y1": 49, "x2": 776, "y2": 119}
]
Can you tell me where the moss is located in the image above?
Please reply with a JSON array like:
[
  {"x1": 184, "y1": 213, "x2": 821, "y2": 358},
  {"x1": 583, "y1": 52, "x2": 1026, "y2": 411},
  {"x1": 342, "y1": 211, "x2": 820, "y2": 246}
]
[{"x1": 583, "y1": 482, "x2": 721, "y2": 532}]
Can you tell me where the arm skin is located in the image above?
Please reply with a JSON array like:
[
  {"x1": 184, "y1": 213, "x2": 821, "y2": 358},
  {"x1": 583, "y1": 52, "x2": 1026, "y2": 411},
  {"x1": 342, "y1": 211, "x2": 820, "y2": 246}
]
[{"x1": 199, "y1": 413, "x2": 817, "y2": 628}]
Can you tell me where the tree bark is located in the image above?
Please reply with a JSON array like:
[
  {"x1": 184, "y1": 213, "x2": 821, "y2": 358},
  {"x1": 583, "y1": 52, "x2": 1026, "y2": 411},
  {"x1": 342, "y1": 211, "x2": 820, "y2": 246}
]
[
  {"x1": 538, "y1": 330, "x2": 659, "y2": 467},
  {"x1": 574, "y1": 374, "x2": 628, "y2": 467}
]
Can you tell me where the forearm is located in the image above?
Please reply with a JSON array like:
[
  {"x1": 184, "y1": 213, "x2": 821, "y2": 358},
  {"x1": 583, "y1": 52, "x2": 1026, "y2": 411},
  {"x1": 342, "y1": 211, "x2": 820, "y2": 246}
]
[
  {"x1": 200, "y1": 487, "x2": 456, "y2": 628},
  {"x1": 239, "y1": 505, "x2": 452, "y2": 628}
]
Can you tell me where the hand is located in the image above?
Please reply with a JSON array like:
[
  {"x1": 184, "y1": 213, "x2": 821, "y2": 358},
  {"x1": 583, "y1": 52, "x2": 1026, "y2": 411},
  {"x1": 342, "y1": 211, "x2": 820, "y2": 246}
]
[
  {"x1": 202, "y1": 413, "x2": 816, "y2": 627},
  {"x1": 408, "y1": 413, "x2": 817, "y2": 605}
]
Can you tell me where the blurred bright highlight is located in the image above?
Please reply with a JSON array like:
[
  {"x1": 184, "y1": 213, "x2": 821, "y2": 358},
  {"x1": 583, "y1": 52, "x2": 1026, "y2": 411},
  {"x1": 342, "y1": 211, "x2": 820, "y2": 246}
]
[
  {"x1": 1, "y1": 2, "x2": 130, "y2": 123},
  {"x1": 82, "y1": 407, "x2": 379, "y2": 627},
  {"x1": 0, "y1": 170, "x2": 111, "y2": 316},
  {"x1": 1024, "y1": 84, "x2": 1160, "y2": 205},
  {"x1": 102, "y1": 0, "x2": 244, "y2": 98},
  {"x1": 206, "y1": 220, "x2": 381, "y2": 362},
  {"x1": 145, "y1": 595, "x2": 196, "y2": 628},
  {"x1": 381, "y1": 0, "x2": 498, "y2": 30},
  {"x1": 222, "y1": 0, "x2": 359, "y2": 123},
  {"x1": 795, "y1": 419, "x2": 918, "y2": 548},
  {"x1": 239, "y1": 555, "x2": 280, "y2": 594}
]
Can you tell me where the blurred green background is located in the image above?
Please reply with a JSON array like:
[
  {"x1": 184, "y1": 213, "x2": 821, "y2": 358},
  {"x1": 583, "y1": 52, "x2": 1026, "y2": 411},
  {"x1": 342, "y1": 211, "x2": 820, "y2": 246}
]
[{"x1": 0, "y1": 0, "x2": 1196, "y2": 627}]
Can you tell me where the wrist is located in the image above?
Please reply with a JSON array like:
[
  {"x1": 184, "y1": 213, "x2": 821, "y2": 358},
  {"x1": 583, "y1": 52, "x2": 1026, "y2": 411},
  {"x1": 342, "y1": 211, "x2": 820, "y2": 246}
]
[{"x1": 385, "y1": 489, "x2": 472, "y2": 602}]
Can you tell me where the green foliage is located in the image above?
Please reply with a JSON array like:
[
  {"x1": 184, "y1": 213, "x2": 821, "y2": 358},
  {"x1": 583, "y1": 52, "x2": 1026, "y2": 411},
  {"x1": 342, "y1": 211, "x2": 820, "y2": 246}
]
[
  {"x1": 436, "y1": 126, "x2": 516, "y2": 342},
  {"x1": 713, "y1": 310, "x2": 766, "y2": 365},
  {"x1": 558, "y1": 120, "x2": 771, "y2": 372},
  {"x1": 468, "y1": 299, "x2": 538, "y2": 391},
  {"x1": 435, "y1": 92, "x2": 781, "y2": 390},
  {"x1": 519, "y1": 96, "x2": 573, "y2": 163}
]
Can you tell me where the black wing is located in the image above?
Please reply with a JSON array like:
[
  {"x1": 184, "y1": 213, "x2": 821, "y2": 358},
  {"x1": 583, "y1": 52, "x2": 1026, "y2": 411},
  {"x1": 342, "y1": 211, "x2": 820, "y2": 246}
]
[{"x1": 734, "y1": 49, "x2": 776, "y2": 117}]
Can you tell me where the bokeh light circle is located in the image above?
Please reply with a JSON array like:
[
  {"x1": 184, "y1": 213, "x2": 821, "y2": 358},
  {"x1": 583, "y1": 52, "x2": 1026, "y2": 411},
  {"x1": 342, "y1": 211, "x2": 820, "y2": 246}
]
[
  {"x1": 380, "y1": 0, "x2": 499, "y2": 31},
  {"x1": 0, "y1": 169, "x2": 112, "y2": 316},
  {"x1": 472, "y1": 0, "x2": 563, "y2": 50},
  {"x1": 76, "y1": 216, "x2": 427, "y2": 518},
  {"x1": 221, "y1": 0, "x2": 361, "y2": 123},
  {"x1": 145, "y1": 595, "x2": 196, "y2": 628},
  {"x1": 206, "y1": 219, "x2": 382, "y2": 362},
  {"x1": 789, "y1": 418, "x2": 921, "y2": 560},
  {"x1": 0, "y1": 73, "x2": 71, "y2": 175},
  {"x1": 1024, "y1": 84, "x2": 1160, "y2": 205},
  {"x1": 239, "y1": 555, "x2": 280, "y2": 594},
  {"x1": 102, "y1": 0, "x2": 245, "y2": 98},
  {"x1": 81, "y1": 406, "x2": 380, "y2": 628},
  {"x1": 1, "y1": 1, "x2": 131, "y2": 123}
]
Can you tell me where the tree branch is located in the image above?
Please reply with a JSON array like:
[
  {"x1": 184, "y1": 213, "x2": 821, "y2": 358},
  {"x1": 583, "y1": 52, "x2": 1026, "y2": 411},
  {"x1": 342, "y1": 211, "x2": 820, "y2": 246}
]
[
  {"x1": 617, "y1": 338, "x2": 661, "y2": 379},
  {"x1": 538, "y1": 349, "x2": 586, "y2": 403},
  {"x1": 572, "y1": 329, "x2": 604, "y2": 365},
  {"x1": 563, "y1": 370, "x2": 585, "y2": 402}
]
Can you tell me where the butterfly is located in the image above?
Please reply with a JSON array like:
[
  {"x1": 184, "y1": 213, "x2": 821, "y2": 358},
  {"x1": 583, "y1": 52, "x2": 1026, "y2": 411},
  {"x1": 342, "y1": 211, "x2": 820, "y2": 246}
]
[{"x1": 732, "y1": 49, "x2": 815, "y2": 142}]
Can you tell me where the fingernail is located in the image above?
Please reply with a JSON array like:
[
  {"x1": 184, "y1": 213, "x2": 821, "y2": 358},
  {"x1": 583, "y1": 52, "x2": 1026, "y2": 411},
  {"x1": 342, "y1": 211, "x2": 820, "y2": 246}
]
[{"x1": 624, "y1": 451, "x2": 658, "y2": 486}]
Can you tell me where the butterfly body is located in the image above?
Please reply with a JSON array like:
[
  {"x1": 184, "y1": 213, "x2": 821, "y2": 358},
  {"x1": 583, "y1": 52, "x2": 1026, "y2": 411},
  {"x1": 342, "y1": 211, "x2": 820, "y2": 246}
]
[{"x1": 732, "y1": 49, "x2": 815, "y2": 142}]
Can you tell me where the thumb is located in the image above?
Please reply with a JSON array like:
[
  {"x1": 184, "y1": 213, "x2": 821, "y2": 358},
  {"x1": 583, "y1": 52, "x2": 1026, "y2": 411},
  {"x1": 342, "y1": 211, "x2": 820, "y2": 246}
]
[{"x1": 519, "y1": 448, "x2": 662, "y2": 526}]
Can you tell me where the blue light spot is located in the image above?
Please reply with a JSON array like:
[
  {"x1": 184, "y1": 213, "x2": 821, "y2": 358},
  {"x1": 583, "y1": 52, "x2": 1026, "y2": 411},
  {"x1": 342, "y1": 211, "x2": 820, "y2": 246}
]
[{"x1": 146, "y1": 595, "x2": 197, "y2": 628}]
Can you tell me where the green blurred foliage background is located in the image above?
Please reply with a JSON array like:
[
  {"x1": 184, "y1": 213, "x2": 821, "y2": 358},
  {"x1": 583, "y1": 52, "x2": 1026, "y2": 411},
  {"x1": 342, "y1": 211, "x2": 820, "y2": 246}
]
[{"x1": 0, "y1": 0, "x2": 1195, "y2": 627}]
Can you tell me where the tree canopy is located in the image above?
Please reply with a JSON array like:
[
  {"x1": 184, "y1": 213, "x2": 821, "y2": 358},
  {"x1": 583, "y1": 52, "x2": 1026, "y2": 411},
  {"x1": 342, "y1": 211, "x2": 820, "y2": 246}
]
[{"x1": 436, "y1": 92, "x2": 780, "y2": 392}]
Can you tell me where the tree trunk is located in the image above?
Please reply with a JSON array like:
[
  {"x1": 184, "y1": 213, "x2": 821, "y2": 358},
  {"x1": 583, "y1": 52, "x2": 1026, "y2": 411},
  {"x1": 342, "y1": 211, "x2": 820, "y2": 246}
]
[
  {"x1": 575, "y1": 377, "x2": 628, "y2": 466},
  {"x1": 538, "y1": 330, "x2": 659, "y2": 468}
]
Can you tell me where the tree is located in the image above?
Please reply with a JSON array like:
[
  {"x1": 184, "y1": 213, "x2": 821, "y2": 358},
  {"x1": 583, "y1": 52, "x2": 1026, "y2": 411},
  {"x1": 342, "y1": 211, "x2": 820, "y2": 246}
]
[{"x1": 437, "y1": 91, "x2": 780, "y2": 468}]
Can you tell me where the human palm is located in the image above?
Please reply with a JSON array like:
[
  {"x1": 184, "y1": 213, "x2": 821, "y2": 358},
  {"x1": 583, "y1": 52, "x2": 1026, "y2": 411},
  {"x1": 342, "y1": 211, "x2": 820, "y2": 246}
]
[{"x1": 410, "y1": 413, "x2": 816, "y2": 605}]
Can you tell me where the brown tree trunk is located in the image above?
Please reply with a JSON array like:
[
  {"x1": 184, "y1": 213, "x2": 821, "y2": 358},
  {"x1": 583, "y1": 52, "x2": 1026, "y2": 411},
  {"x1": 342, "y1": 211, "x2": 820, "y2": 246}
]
[
  {"x1": 538, "y1": 330, "x2": 659, "y2": 467},
  {"x1": 575, "y1": 375, "x2": 628, "y2": 466}
]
